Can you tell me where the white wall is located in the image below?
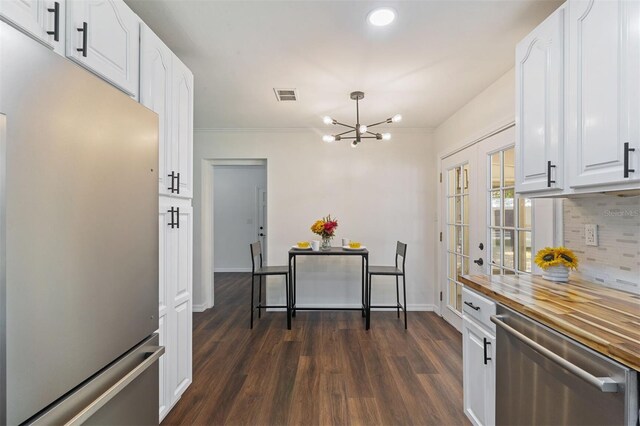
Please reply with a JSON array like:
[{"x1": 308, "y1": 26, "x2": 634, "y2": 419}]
[
  {"x1": 434, "y1": 68, "x2": 515, "y2": 156},
  {"x1": 193, "y1": 129, "x2": 437, "y2": 311},
  {"x1": 213, "y1": 164, "x2": 266, "y2": 272}
]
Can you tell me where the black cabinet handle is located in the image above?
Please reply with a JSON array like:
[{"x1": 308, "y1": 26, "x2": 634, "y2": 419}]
[
  {"x1": 473, "y1": 258, "x2": 483, "y2": 266},
  {"x1": 483, "y1": 338, "x2": 492, "y2": 365},
  {"x1": 168, "y1": 171, "x2": 176, "y2": 193},
  {"x1": 624, "y1": 142, "x2": 635, "y2": 178},
  {"x1": 77, "y1": 22, "x2": 87, "y2": 57},
  {"x1": 547, "y1": 160, "x2": 556, "y2": 188},
  {"x1": 464, "y1": 301, "x2": 480, "y2": 311},
  {"x1": 176, "y1": 172, "x2": 181, "y2": 195},
  {"x1": 46, "y1": 2, "x2": 60, "y2": 41},
  {"x1": 175, "y1": 207, "x2": 180, "y2": 229},
  {"x1": 168, "y1": 208, "x2": 175, "y2": 228}
]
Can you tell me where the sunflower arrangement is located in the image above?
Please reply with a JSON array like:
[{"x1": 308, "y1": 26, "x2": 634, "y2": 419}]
[
  {"x1": 310, "y1": 215, "x2": 338, "y2": 238},
  {"x1": 534, "y1": 247, "x2": 579, "y2": 270}
]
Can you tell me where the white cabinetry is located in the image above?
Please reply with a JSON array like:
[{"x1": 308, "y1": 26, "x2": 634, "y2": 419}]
[
  {"x1": 140, "y1": 25, "x2": 193, "y2": 198},
  {"x1": 516, "y1": 0, "x2": 640, "y2": 197},
  {"x1": 515, "y1": 4, "x2": 566, "y2": 194},
  {"x1": 158, "y1": 198, "x2": 193, "y2": 421},
  {"x1": 567, "y1": 0, "x2": 640, "y2": 188},
  {"x1": 462, "y1": 287, "x2": 496, "y2": 426},
  {"x1": 0, "y1": 0, "x2": 65, "y2": 54},
  {"x1": 65, "y1": 0, "x2": 139, "y2": 98}
]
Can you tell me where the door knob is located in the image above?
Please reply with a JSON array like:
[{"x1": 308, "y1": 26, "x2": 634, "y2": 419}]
[{"x1": 473, "y1": 258, "x2": 484, "y2": 266}]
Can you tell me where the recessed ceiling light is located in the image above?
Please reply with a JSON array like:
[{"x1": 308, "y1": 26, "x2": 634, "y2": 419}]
[{"x1": 367, "y1": 8, "x2": 396, "y2": 27}]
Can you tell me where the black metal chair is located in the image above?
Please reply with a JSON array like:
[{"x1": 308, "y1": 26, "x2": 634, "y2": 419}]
[
  {"x1": 368, "y1": 241, "x2": 408, "y2": 329},
  {"x1": 249, "y1": 241, "x2": 289, "y2": 329}
]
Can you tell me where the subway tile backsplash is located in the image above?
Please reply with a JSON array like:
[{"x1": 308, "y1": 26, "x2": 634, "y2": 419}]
[{"x1": 563, "y1": 194, "x2": 640, "y2": 295}]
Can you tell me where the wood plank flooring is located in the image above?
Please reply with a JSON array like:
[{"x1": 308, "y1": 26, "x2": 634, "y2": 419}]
[{"x1": 162, "y1": 273, "x2": 469, "y2": 426}]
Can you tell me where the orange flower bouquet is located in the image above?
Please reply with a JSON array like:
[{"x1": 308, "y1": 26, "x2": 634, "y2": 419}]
[{"x1": 311, "y1": 215, "x2": 338, "y2": 250}]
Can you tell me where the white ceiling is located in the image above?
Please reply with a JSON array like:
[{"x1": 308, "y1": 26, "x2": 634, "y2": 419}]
[{"x1": 126, "y1": 0, "x2": 561, "y2": 130}]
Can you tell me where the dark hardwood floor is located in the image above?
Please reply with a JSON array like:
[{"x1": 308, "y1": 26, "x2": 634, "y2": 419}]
[{"x1": 162, "y1": 272, "x2": 468, "y2": 426}]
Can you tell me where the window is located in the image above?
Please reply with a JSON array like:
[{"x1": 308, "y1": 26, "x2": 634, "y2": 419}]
[
  {"x1": 488, "y1": 147, "x2": 533, "y2": 275},
  {"x1": 446, "y1": 163, "x2": 469, "y2": 313}
]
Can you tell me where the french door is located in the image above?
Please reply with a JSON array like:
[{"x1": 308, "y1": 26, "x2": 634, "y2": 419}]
[{"x1": 440, "y1": 127, "x2": 526, "y2": 330}]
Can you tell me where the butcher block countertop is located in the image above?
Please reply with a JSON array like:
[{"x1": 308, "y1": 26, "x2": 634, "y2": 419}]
[{"x1": 460, "y1": 274, "x2": 640, "y2": 371}]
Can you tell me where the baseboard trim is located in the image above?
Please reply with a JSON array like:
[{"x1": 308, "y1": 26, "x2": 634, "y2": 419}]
[
  {"x1": 214, "y1": 267, "x2": 252, "y2": 273},
  {"x1": 192, "y1": 304, "x2": 208, "y2": 313}
]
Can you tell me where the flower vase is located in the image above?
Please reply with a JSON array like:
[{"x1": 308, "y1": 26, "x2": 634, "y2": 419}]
[
  {"x1": 542, "y1": 265, "x2": 570, "y2": 283},
  {"x1": 321, "y1": 236, "x2": 332, "y2": 250}
]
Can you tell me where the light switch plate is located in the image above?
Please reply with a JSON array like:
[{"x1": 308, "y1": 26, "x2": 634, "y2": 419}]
[{"x1": 585, "y1": 224, "x2": 598, "y2": 246}]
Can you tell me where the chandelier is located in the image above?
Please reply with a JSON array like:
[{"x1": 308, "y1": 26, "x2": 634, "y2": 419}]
[{"x1": 322, "y1": 91, "x2": 402, "y2": 147}]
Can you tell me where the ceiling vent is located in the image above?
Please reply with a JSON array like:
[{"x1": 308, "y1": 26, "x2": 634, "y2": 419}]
[{"x1": 274, "y1": 88, "x2": 297, "y2": 101}]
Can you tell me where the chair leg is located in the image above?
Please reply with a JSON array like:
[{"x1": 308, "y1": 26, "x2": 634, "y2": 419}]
[
  {"x1": 285, "y1": 273, "x2": 290, "y2": 330},
  {"x1": 250, "y1": 274, "x2": 255, "y2": 329},
  {"x1": 402, "y1": 274, "x2": 407, "y2": 329},
  {"x1": 258, "y1": 275, "x2": 262, "y2": 319},
  {"x1": 395, "y1": 275, "x2": 400, "y2": 318},
  {"x1": 368, "y1": 274, "x2": 372, "y2": 329}
]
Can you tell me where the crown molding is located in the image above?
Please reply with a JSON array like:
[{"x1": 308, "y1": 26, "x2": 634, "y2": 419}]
[{"x1": 194, "y1": 126, "x2": 435, "y2": 134}]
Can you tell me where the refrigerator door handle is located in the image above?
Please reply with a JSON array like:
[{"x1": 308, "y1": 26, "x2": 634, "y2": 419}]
[
  {"x1": 64, "y1": 346, "x2": 164, "y2": 425},
  {"x1": 490, "y1": 315, "x2": 618, "y2": 393}
]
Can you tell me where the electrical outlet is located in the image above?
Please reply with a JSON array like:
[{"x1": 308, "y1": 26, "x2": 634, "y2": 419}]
[{"x1": 585, "y1": 224, "x2": 598, "y2": 246}]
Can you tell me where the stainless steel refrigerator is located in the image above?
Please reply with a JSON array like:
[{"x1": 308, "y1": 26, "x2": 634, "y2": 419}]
[{"x1": 1, "y1": 21, "x2": 162, "y2": 425}]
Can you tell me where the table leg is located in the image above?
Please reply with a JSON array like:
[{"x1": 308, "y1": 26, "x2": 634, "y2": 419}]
[
  {"x1": 366, "y1": 255, "x2": 371, "y2": 330},
  {"x1": 293, "y1": 255, "x2": 297, "y2": 317},
  {"x1": 287, "y1": 254, "x2": 292, "y2": 330}
]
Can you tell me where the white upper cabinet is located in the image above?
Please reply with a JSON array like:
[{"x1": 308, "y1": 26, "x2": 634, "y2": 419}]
[
  {"x1": 140, "y1": 25, "x2": 173, "y2": 196},
  {"x1": 0, "y1": 0, "x2": 65, "y2": 54},
  {"x1": 65, "y1": 0, "x2": 139, "y2": 98},
  {"x1": 516, "y1": 5, "x2": 566, "y2": 194},
  {"x1": 568, "y1": 0, "x2": 640, "y2": 188},
  {"x1": 171, "y1": 56, "x2": 194, "y2": 199}
]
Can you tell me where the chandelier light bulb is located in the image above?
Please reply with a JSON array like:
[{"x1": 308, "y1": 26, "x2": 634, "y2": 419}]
[
  {"x1": 323, "y1": 116, "x2": 333, "y2": 125},
  {"x1": 392, "y1": 114, "x2": 402, "y2": 123},
  {"x1": 322, "y1": 135, "x2": 335, "y2": 143},
  {"x1": 359, "y1": 125, "x2": 367, "y2": 134},
  {"x1": 382, "y1": 133, "x2": 391, "y2": 141}
]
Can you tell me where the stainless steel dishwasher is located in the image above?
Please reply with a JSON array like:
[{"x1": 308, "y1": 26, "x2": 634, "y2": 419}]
[{"x1": 491, "y1": 305, "x2": 639, "y2": 426}]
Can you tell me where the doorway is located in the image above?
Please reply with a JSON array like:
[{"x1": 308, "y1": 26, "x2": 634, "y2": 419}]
[{"x1": 212, "y1": 162, "x2": 267, "y2": 273}]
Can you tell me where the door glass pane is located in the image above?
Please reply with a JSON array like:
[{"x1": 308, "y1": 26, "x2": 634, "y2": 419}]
[
  {"x1": 448, "y1": 197, "x2": 455, "y2": 224},
  {"x1": 518, "y1": 231, "x2": 532, "y2": 272},
  {"x1": 455, "y1": 167, "x2": 462, "y2": 194},
  {"x1": 456, "y1": 255, "x2": 462, "y2": 279},
  {"x1": 463, "y1": 163, "x2": 470, "y2": 194},
  {"x1": 490, "y1": 191, "x2": 501, "y2": 226},
  {"x1": 503, "y1": 189, "x2": 514, "y2": 227},
  {"x1": 448, "y1": 225, "x2": 456, "y2": 252},
  {"x1": 463, "y1": 226, "x2": 469, "y2": 257},
  {"x1": 456, "y1": 226, "x2": 463, "y2": 253},
  {"x1": 462, "y1": 256, "x2": 469, "y2": 275},
  {"x1": 504, "y1": 269, "x2": 516, "y2": 275},
  {"x1": 490, "y1": 152, "x2": 501, "y2": 188},
  {"x1": 449, "y1": 253, "x2": 456, "y2": 279},
  {"x1": 448, "y1": 280, "x2": 456, "y2": 307},
  {"x1": 456, "y1": 284, "x2": 462, "y2": 311},
  {"x1": 462, "y1": 194, "x2": 469, "y2": 225},
  {"x1": 503, "y1": 147, "x2": 515, "y2": 187},
  {"x1": 503, "y1": 229, "x2": 515, "y2": 269},
  {"x1": 491, "y1": 228, "x2": 501, "y2": 266},
  {"x1": 455, "y1": 196, "x2": 462, "y2": 223},
  {"x1": 448, "y1": 169, "x2": 456, "y2": 195},
  {"x1": 518, "y1": 198, "x2": 532, "y2": 228}
]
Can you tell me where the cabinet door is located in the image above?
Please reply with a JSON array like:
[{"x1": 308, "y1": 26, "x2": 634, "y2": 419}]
[
  {"x1": 171, "y1": 56, "x2": 194, "y2": 199},
  {"x1": 516, "y1": 5, "x2": 565, "y2": 193},
  {"x1": 0, "y1": 0, "x2": 45, "y2": 43},
  {"x1": 463, "y1": 318, "x2": 495, "y2": 426},
  {"x1": 65, "y1": 0, "x2": 139, "y2": 98},
  {"x1": 172, "y1": 204, "x2": 192, "y2": 402},
  {"x1": 141, "y1": 25, "x2": 173, "y2": 196},
  {"x1": 0, "y1": 0, "x2": 63, "y2": 53},
  {"x1": 158, "y1": 207, "x2": 173, "y2": 421},
  {"x1": 568, "y1": 0, "x2": 640, "y2": 187}
]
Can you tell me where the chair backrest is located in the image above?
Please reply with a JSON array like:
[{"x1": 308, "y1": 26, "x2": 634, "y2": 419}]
[
  {"x1": 395, "y1": 241, "x2": 407, "y2": 271},
  {"x1": 250, "y1": 241, "x2": 263, "y2": 272}
]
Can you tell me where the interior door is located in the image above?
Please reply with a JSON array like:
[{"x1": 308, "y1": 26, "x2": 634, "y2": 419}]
[
  {"x1": 257, "y1": 187, "x2": 267, "y2": 258},
  {"x1": 440, "y1": 147, "x2": 482, "y2": 331}
]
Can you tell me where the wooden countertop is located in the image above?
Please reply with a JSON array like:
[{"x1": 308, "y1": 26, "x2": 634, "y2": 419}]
[{"x1": 459, "y1": 274, "x2": 640, "y2": 371}]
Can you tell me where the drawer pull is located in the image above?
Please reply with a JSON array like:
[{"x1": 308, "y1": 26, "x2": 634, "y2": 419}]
[
  {"x1": 77, "y1": 22, "x2": 87, "y2": 57},
  {"x1": 547, "y1": 160, "x2": 556, "y2": 187},
  {"x1": 483, "y1": 337, "x2": 491, "y2": 365},
  {"x1": 464, "y1": 301, "x2": 480, "y2": 311},
  {"x1": 624, "y1": 142, "x2": 635, "y2": 178},
  {"x1": 46, "y1": 2, "x2": 60, "y2": 41}
]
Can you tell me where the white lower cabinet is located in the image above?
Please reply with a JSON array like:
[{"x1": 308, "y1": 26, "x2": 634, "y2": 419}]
[
  {"x1": 462, "y1": 287, "x2": 496, "y2": 426},
  {"x1": 158, "y1": 198, "x2": 193, "y2": 421}
]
